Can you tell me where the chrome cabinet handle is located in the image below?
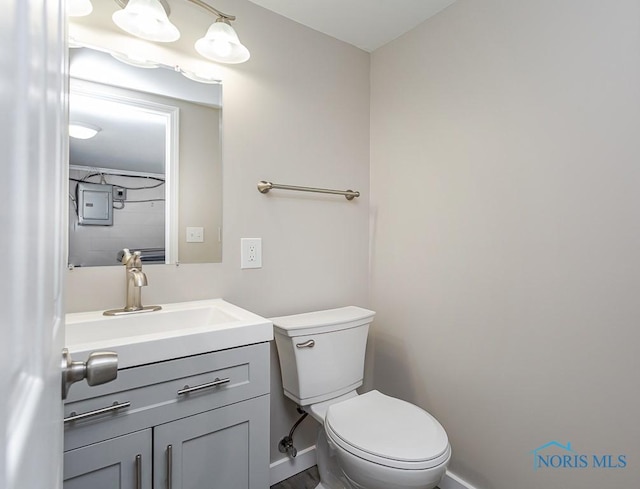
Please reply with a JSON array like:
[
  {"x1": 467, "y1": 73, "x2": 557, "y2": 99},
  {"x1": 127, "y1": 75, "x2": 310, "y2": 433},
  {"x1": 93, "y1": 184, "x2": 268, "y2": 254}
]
[
  {"x1": 177, "y1": 377, "x2": 230, "y2": 396},
  {"x1": 166, "y1": 445, "x2": 173, "y2": 489},
  {"x1": 63, "y1": 401, "x2": 131, "y2": 423},
  {"x1": 296, "y1": 339, "x2": 315, "y2": 349},
  {"x1": 61, "y1": 348, "x2": 118, "y2": 399},
  {"x1": 135, "y1": 454, "x2": 142, "y2": 489}
]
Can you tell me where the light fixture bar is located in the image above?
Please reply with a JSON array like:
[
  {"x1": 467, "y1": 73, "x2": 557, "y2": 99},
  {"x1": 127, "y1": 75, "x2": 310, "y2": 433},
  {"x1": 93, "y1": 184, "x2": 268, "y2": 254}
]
[
  {"x1": 110, "y1": 0, "x2": 250, "y2": 65},
  {"x1": 114, "y1": 0, "x2": 171, "y2": 15},
  {"x1": 186, "y1": 0, "x2": 235, "y2": 21}
]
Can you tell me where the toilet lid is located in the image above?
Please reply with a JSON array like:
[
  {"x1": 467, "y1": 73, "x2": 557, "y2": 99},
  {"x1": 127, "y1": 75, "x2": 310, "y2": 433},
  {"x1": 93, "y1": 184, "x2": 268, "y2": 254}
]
[{"x1": 325, "y1": 390, "x2": 450, "y2": 470}]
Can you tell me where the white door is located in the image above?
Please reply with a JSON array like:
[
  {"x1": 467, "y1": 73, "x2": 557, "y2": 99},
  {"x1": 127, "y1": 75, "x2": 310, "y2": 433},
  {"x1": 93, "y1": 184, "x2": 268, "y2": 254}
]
[{"x1": 0, "y1": 1, "x2": 67, "y2": 489}]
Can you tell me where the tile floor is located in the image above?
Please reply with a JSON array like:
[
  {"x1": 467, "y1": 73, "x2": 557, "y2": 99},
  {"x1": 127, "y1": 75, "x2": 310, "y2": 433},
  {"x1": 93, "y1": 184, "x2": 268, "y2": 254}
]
[
  {"x1": 270, "y1": 466, "x2": 320, "y2": 489},
  {"x1": 270, "y1": 466, "x2": 440, "y2": 489}
]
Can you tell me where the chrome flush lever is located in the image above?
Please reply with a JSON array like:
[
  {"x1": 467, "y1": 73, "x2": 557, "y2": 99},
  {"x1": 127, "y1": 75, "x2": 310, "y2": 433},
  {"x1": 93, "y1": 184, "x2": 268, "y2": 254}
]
[{"x1": 61, "y1": 348, "x2": 118, "y2": 399}]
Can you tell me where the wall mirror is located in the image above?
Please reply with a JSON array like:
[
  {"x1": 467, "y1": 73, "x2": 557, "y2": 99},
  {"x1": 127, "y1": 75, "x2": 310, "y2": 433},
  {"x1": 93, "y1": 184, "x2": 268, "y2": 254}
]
[{"x1": 68, "y1": 47, "x2": 223, "y2": 267}]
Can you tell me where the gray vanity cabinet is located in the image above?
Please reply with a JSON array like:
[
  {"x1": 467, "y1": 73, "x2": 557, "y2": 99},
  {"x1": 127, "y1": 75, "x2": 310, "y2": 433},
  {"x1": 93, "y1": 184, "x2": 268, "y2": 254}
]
[
  {"x1": 63, "y1": 429, "x2": 152, "y2": 489},
  {"x1": 63, "y1": 342, "x2": 270, "y2": 489}
]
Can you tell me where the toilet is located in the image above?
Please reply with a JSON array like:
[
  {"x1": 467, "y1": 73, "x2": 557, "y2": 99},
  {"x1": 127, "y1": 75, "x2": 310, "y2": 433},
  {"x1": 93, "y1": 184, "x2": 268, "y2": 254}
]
[{"x1": 272, "y1": 306, "x2": 451, "y2": 489}]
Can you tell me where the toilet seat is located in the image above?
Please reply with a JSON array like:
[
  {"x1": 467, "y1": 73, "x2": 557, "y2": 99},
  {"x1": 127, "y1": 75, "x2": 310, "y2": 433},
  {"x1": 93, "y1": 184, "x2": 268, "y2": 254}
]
[{"x1": 324, "y1": 390, "x2": 450, "y2": 470}]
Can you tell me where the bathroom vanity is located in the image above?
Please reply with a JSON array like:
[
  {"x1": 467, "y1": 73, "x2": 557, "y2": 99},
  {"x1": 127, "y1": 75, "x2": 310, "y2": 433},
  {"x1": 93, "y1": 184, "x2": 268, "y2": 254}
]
[{"x1": 63, "y1": 299, "x2": 272, "y2": 489}]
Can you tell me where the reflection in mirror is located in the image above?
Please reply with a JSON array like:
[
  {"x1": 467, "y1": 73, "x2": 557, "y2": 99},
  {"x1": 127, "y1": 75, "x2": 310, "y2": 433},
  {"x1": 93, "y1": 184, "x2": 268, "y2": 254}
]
[
  {"x1": 69, "y1": 80, "x2": 177, "y2": 266},
  {"x1": 68, "y1": 47, "x2": 222, "y2": 267}
]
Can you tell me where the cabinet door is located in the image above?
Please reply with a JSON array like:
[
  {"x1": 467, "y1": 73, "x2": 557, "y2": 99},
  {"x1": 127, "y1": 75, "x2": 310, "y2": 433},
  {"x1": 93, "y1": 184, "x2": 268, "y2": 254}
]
[
  {"x1": 154, "y1": 395, "x2": 269, "y2": 489},
  {"x1": 64, "y1": 429, "x2": 152, "y2": 489}
]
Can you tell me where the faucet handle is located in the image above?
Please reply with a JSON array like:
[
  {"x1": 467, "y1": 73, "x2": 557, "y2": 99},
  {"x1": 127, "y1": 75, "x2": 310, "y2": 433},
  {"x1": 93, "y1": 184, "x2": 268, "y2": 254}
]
[{"x1": 119, "y1": 248, "x2": 133, "y2": 265}]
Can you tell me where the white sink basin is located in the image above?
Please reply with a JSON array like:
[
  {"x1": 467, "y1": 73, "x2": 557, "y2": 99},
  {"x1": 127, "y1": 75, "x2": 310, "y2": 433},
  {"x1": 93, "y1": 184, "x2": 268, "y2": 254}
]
[{"x1": 65, "y1": 299, "x2": 273, "y2": 368}]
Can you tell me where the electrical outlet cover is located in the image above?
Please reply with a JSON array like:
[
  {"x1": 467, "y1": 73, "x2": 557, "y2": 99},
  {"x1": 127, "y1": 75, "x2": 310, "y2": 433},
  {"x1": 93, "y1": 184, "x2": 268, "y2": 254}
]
[{"x1": 241, "y1": 238, "x2": 262, "y2": 269}]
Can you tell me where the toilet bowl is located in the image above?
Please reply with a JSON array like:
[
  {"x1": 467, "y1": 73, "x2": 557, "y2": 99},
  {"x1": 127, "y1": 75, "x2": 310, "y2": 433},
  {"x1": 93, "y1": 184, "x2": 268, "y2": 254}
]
[
  {"x1": 272, "y1": 307, "x2": 451, "y2": 489},
  {"x1": 324, "y1": 390, "x2": 450, "y2": 489}
]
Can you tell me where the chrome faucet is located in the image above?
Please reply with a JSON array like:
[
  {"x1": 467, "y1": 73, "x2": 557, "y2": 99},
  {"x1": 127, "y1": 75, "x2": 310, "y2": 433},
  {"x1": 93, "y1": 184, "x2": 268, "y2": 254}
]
[
  {"x1": 103, "y1": 249, "x2": 161, "y2": 316},
  {"x1": 123, "y1": 249, "x2": 147, "y2": 311}
]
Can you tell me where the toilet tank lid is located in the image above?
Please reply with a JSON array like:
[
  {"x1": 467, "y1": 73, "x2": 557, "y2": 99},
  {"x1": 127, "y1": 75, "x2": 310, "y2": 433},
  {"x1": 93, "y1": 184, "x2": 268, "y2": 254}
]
[{"x1": 271, "y1": 306, "x2": 375, "y2": 337}]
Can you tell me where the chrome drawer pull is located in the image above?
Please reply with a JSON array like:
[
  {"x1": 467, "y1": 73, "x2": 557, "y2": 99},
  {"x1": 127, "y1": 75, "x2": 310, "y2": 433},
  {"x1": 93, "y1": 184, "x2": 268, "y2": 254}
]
[
  {"x1": 64, "y1": 401, "x2": 131, "y2": 423},
  {"x1": 177, "y1": 377, "x2": 231, "y2": 396},
  {"x1": 296, "y1": 339, "x2": 315, "y2": 349}
]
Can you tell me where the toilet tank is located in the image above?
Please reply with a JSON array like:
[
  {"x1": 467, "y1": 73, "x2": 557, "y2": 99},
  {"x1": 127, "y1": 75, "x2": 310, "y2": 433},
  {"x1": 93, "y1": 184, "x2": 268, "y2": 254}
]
[{"x1": 271, "y1": 306, "x2": 375, "y2": 406}]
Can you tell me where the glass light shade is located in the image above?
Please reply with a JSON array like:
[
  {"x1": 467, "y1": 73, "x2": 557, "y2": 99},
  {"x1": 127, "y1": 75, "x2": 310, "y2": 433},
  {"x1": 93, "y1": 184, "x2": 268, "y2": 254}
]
[
  {"x1": 69, "y1": 122, "x2": 101, "y2": 140},
  {"x1": 112, "y1": 0, "x2": 180, "y2": 43},
  {"x1": 69, "y1": 0, "x2": 93, "y2": 17},
  {"x1": 195, "y1": 21, "x2": 250, "y2": 64}
]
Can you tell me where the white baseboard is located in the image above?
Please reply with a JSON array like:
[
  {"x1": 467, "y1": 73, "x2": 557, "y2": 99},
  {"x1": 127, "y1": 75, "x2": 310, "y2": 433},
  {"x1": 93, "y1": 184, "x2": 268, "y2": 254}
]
[
  {"x1": 269, "y1": 445, "x2": 317, "y2": 486},
  {"x1": 269, "y1": 448, "x2": 478, "y2": 489},
  {"x1": 439, "y1": 470, "x2": 479, "y2": 489}
]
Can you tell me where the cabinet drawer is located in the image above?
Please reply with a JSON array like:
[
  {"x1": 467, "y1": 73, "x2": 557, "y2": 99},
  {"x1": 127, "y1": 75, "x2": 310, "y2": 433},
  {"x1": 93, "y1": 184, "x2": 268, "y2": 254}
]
[{"x1": 64, "y1": 342, "x2": 269, "y2": 451}]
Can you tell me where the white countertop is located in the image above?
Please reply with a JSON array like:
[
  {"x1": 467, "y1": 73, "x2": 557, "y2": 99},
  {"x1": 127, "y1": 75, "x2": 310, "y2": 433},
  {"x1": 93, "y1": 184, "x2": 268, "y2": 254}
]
[{"x1": 65, "y1": 299, "x2": 273, "y2": 369}]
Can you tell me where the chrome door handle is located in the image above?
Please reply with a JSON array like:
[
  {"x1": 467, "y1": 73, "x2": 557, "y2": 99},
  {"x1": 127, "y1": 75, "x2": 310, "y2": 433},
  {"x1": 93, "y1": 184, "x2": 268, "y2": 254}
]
[
  {"x1": 62, "y1": 348, "x2": 118, "y2": 399},
  {"x1": 177, "y1": 377, "x2": 230, "y2": 396},
  {"x1": 296, "y1": 339, "x2": 315, "y2": 348},
  {"x1": 63, "y1": 401, "x2": 131, "y2": 423}
]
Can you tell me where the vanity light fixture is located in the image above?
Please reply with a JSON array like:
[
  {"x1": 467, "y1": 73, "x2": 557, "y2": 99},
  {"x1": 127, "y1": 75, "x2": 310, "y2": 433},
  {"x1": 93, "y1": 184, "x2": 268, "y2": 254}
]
[
  {"x1": 69, "y1": 0, "x2": 93, "y2": 17},
  {"x1": 111, "y1": 0, "x2": 250, "y2": 64},
  {"x1": 194, "y1": 17, "x2": 250, "y2": 64},
  {"x1": 113, "y1": 0, "x2": 180, "y2": 42},
  {"x1": 189, "y1": 0, "x2": 250, "y2": 63},
  {"x1": 69, "y1": 122, "x2": 101, "y2": 140}
]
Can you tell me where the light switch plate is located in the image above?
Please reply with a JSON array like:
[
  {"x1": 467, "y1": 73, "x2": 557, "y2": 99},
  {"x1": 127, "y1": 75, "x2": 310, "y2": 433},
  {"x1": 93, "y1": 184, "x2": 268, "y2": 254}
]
[
  {"x1": 241, "y1": 238, "x2": 262, "y2": 269},
  {"x1": 186, "y1": 227, "x2": 204, "y2": 243}
]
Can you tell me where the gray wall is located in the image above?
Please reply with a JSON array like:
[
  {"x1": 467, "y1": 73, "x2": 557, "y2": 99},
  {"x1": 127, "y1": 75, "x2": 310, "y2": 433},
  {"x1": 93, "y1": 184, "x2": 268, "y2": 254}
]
[
  {"x1": 66, "y1": 1, "x2": 640, "y2": 487},
  {"x1": 370, "y1": 1, "x2": 640, "y2": 488},
  {"x1": 66, "y1": 0, "x2": 370, "y2": 466}
]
